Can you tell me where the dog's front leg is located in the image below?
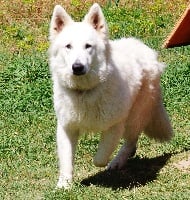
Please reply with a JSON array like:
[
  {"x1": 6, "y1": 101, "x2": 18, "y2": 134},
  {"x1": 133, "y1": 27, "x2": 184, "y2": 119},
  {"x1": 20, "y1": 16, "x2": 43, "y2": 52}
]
[
  {"x1": 56, "y1": 122, "x2": 79, "y2": 189},
  {"x1": 93, "y1": 123, "x2": 124, "y2": 167}
]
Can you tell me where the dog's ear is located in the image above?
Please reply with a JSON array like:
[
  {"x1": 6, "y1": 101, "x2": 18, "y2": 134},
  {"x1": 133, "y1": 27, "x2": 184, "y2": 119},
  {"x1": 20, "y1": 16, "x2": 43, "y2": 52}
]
[
  {"x1": 83, "y1": 3, "x2": 108, "y2": 39},
  {"x1": 49, "y1": 5, "x2": 73, "y2": 41}
]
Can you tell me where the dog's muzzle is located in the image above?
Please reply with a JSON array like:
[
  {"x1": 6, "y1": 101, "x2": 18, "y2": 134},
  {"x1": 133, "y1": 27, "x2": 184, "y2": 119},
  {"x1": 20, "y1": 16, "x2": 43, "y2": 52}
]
[{"x1": 72, "y1": 62, "x2": 86, "y2": 76}]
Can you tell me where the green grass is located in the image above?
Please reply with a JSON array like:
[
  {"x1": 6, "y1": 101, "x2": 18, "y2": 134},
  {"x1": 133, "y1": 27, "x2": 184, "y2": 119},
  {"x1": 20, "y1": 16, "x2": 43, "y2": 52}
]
[{"x1": 0, "y1": 0, "x2": 190, "y2": 199}]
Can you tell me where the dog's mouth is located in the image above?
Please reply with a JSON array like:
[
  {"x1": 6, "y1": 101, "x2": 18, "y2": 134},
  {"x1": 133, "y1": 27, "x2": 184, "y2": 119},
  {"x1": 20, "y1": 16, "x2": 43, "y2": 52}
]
[{"x1": 73, "y1": 70, "x2": 86, "y2": 76}]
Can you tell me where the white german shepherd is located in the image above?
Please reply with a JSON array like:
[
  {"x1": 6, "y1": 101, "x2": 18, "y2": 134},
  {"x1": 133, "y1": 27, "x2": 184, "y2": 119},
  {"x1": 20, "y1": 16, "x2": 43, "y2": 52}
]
[{"x1": 49, "y1": 3, "x2": 173, "y2": 188}]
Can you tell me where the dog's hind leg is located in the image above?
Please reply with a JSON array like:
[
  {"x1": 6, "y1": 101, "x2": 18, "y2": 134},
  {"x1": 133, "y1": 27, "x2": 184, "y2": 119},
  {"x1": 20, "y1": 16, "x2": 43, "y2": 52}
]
[
  {"x1": 107, "y1": 81, "x2": 152, "y2": 170},
  {"x1": 93, "y1": 123, "x2": 124, "y2": 167},
  {"x1": 107, "y1": 141, "x2": 137, "y2": 170},
  {"x1": 107, "y1": 127, "x2": 139, "y2": 170}
]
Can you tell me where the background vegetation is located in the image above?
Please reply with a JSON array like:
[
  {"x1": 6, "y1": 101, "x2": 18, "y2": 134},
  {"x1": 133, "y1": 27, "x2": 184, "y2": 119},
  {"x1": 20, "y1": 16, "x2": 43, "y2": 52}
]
[{"x1": 0, "y1": 0, "x2": 189, "y2": 199}]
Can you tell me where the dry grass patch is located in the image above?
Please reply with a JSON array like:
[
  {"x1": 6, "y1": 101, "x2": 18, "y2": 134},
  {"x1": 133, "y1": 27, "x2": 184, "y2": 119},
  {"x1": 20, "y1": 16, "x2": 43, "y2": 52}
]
[{"x1": 0, "y1": 0, "x2": 188, "y2": 54}]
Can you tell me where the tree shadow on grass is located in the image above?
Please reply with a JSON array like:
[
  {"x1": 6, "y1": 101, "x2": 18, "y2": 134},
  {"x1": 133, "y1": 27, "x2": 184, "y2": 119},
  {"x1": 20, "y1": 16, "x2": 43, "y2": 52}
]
[{"x1": 81, "y1": 153, "x2": 171, "y2": 190}]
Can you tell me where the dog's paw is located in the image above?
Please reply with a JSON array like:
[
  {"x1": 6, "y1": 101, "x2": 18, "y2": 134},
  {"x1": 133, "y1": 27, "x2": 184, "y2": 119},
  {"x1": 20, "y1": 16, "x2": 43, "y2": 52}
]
[
  {"x1": 107, "y1": 157, "x2": 127, "y2": 170},
  {"x1": 107, "y1": 145, "x2": 137, "y2": 170},
  {"x1": 56, "y1": 176, "x2": 72, "y2": 189}
]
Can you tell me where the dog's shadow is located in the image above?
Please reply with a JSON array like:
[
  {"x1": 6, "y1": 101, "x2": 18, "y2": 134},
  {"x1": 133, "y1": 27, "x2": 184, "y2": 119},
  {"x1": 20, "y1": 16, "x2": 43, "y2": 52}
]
[{"x1": 81, "y1": 153, "x2": 171, "y2": 190}]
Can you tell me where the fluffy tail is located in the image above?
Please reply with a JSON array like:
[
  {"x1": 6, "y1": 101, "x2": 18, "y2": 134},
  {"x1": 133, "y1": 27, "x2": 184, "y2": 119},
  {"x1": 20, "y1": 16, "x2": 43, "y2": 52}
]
[{"x1": 144, "y1": 102, "x2": 173, "y2": 142}]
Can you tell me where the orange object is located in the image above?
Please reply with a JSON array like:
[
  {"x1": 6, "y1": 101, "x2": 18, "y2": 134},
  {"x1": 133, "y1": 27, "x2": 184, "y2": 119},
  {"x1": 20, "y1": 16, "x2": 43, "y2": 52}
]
[{"x1": 163, "y1": 4, "x2": 190, "y2": 48}]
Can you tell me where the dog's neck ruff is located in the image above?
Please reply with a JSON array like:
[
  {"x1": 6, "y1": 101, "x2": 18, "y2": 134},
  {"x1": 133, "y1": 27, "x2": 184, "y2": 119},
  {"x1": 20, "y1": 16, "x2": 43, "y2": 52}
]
[{"x1": 67, "y1": 84, "x2": 100, "y2": 95}]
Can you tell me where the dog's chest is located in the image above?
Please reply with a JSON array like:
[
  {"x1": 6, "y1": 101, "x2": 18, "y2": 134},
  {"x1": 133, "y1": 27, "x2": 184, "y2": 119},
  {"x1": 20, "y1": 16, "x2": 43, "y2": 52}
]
[
  {"x1": 56, "y1": 89, "x2": 129, "y2": 132},
  {"x1": 68, "y1": 93, "x2": 112, "y2": 131}
]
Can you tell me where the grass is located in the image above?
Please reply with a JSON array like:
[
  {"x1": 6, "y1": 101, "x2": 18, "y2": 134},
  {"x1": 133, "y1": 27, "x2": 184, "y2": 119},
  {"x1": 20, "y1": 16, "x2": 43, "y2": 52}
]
[{"x1": 0, "y1": 0, "x2": 190, "y2": 199}]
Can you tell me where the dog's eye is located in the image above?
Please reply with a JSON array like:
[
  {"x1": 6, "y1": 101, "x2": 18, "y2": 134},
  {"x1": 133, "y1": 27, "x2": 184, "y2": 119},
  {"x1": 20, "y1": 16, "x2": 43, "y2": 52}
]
[
  {"x1": 85, "y1": 44, "x2": 92, "y2": 49},
  {"x1": 65, "y1": 44, "x2": 72, "y2": 49}
]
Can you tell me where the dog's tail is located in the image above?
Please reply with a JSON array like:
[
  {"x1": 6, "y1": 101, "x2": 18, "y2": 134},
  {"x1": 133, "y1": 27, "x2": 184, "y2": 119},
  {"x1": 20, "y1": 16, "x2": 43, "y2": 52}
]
[{"x1": 144, "y1": 102, "x2": 173, "y2": 142}]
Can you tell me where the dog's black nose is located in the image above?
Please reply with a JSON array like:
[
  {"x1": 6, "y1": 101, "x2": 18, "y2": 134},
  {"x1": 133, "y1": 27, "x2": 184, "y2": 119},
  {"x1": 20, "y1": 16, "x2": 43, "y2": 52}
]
[{"x1": 72, "y1": 62, "x2": 86, "y2": 75}]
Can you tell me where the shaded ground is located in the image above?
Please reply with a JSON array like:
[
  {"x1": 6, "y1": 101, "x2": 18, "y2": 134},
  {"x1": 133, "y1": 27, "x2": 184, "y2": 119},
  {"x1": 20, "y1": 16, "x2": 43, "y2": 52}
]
[{"x1": 82, "y1": 154, "x2": 171, "y2": 190}]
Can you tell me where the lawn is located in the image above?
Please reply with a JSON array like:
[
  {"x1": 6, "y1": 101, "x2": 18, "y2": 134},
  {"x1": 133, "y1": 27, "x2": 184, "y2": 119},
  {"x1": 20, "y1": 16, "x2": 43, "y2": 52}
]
[{"x1": 0, "y1": 0, "x2": 190, "y2": 199}]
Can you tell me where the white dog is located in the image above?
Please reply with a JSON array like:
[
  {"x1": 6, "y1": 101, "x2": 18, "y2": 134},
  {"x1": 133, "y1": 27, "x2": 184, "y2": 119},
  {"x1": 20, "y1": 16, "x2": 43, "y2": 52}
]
[{"x1": 49, "y1": 3, "x2": 173, "y2": 189}]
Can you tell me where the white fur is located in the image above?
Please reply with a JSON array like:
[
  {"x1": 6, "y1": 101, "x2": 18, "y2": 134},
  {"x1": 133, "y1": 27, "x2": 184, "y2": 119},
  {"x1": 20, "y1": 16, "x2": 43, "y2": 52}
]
[{"x1": 49, "y1": 3, "x2": 173, "y2": 189}]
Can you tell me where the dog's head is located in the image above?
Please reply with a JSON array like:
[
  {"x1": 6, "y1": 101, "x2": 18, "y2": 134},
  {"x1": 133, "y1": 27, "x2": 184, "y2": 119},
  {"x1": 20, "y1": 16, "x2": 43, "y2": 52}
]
[{"x1": 49, "y1": 4, "x2": 111, "y2": 90}]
